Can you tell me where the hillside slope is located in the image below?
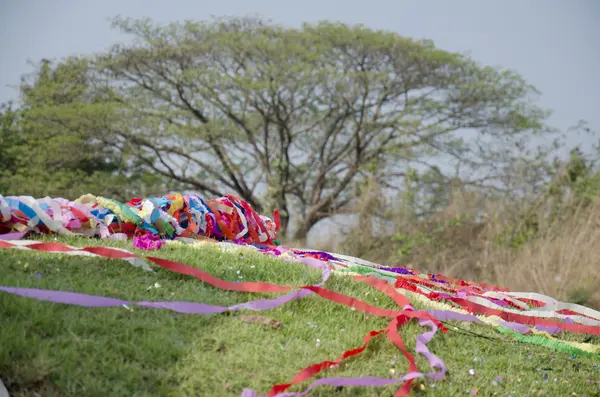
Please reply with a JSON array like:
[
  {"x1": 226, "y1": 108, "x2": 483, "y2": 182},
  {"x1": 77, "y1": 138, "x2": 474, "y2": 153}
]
[{"x1": 1, "y1": 236, "x2": 599, "y2": 397}]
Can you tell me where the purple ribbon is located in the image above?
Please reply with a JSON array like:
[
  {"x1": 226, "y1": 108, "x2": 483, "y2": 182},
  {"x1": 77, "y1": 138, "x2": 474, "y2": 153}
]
[
  {"x1": 0, "y1": 232, "x2": 28, "y2": 240},
  {"x1": 241, "y1": 374, "x2": 426, "y2": 397},
  {"x1": 429, "y1": 275, "x2": 449, "y2": 284},
  {"x1": 293, "y1": 250, "x2": 339, "y2": 262},
  {"x1": 0, "y1": 286, "x2": 311, "y2": 314},
  {"x1": 379, "y1": 266, "x2": 415, "y2": 275},
  {"x1": 0, "y1": 256, "x2": 330, "y2": 315},
  {"x1": 422, "y1": 309, "x2": 563, "y2": 335},
  {"x1": 534, "y1": 325, "x2": 563, "y2": 334}
]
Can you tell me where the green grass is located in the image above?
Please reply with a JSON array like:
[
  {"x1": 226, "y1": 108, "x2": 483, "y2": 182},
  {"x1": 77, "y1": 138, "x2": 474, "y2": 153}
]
[{"x1": 1, "y1": 236, "x2": 599, "y2": 397}]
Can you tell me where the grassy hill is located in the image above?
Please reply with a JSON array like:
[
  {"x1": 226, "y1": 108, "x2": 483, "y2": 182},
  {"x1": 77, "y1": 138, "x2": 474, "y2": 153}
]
[{"x1": 1, "y1": 236, "x2": 599, "y2": 397}]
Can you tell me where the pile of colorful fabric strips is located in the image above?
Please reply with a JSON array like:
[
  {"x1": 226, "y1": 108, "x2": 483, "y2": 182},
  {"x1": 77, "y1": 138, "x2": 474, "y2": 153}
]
[{"x1": 0, "y1": 194, "x2": 280, "y2": 247}]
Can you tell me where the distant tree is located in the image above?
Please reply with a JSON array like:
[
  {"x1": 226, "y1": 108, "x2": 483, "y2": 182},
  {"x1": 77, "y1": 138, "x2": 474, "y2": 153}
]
[
  {"x1": 1, "y1": 58, "x2": 167, "y2": 199},
  {"x1": 0, "y1": 102, "x2": 24, "y2": 193},
  {"x1": 88, "y1": 17, "x2": 548, "y2": 238}
]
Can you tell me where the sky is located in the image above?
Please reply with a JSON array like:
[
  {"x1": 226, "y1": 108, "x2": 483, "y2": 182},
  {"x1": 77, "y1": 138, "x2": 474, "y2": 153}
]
[
  {"x1": 1, "y1": 0, "x2": 599, "y2": 134},
  {"x1": 1, "y1": 0, "x2": 599, "y2": 243}
]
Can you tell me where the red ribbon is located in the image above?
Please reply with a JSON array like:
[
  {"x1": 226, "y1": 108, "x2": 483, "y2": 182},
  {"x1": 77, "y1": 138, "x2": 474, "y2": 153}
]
[
  {"x1": 267, "y1": 328, "x2": 387, "y2": 396},
  {"x1": 273, "y1": 209, "x2": 281, "y2": 231}
]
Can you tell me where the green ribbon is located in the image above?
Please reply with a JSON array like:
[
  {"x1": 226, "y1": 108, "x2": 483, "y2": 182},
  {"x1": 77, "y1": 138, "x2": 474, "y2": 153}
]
[{"x1": 496, "y1": 325, "x2": 600, "y2": 359}]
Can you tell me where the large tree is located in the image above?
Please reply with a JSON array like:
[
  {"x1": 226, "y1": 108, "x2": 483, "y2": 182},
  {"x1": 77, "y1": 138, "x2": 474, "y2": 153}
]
[{"x1": 92, "y1": 16, "x2": 547, "y2": 239}]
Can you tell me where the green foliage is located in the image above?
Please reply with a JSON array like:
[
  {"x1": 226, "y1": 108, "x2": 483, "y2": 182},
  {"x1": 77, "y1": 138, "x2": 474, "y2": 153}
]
[
  {"x1": 0, "y1": 104, "x2": 24, "y2": 190},
  {"x1": 392, "y1": 214, "x2": 475, "y2": 260},
  {"x1": 392, "y1": 230, "x2": 434, "y2": 258},
  {"x1": 567, "y1": 286, "x2": 596, "y2": 307},
  {"x1": 0, "y1": 59, "x2": 167, "y2": 199},
  {"x1": 494, "y1": 146, "x2": 600, "y2": 250}
]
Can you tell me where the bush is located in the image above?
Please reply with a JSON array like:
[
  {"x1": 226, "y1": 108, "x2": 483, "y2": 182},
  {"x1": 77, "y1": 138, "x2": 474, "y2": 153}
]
[{"x1": 337, "y1": 153, "x2": 600, "y2": 309}]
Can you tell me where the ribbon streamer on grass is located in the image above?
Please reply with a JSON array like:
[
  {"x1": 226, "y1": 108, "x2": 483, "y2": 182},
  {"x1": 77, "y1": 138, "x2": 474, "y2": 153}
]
[
  {"x1": 0, "y1": 263, "x2": 448, "y2": 397},
  {"x1": 0, "y1": 240, "x2": 330, "y2": 293},
  {"x1": 393, "y1": 278, "x2": 600, "y2": 336},
  {"x1": 0, "y1": 240, "x2": 332, "y2": 315},
  {"x1": 3, "y1": 237, "x2": 599, "y2": 396},
  {"x1": 248, "y1": 314, "x2": 445, "y2": 397},
  {"x1": 398, "y1": 281, "x2": 600, "y2": 355},
  {"x1": 0, "y1": 286, "x2": 322, "y2": 314},
  {"x1": 323, "y1": 249, "x2": 600, "y2": 328},
  {"x1": 496, "y1": 325, "x2": 600, "y2": 359},
  {"x1": 242, "y1": 374, "x2": 427, "y2": 397},
  {"x1": 335, "y1": 269, "x2": 600, "y2": 357},
  {"x1": 0, "y1": 240, "x2": 155, "y2": 272},
  {"x1": 343, "y1": 269, "x2": 590, "y2": 337}
]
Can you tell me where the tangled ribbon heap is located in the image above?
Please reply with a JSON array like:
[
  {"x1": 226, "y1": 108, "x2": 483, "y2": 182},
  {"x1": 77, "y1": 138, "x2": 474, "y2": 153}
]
[{"x1": 0, "y1": 193, "x2": 280, "y2": 247}]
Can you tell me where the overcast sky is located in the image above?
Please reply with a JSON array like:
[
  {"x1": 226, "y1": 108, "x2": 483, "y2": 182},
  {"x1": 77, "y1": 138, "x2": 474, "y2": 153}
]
[{"x1": 1, "y1": 0, "x2": 599, "y2": 140}]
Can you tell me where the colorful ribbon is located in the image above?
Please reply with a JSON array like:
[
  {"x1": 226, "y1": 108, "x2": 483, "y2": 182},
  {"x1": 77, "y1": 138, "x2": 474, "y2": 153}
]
[{"x1": 0, "y1": 193, "x2": 279, "y2": 246}]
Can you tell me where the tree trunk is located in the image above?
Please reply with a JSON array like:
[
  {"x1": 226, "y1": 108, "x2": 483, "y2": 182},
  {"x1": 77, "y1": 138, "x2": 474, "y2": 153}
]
[
  {"x1": 292, "y1": 220, "x2": 312, "y2": 244},
  {"x1": 271, "y1": 197, "x2": 290, "y2": 240},
  {"x1": 291, "y1": 212, "x2": 324, "y2": 244},
  {"x1": 278, "y1": 211, "x2": 290, "y2": 239}
]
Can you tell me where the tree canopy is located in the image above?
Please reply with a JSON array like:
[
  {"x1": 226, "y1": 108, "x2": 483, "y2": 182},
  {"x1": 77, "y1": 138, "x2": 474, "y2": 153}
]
[
  {"x1": 93, "y1": 16, "x2": 550, "y2": 237},
  {"x1": 3, "y1": 16, "x2": 556, "y2": 239}
]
